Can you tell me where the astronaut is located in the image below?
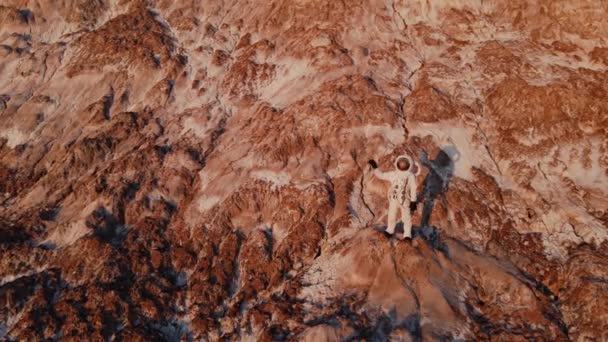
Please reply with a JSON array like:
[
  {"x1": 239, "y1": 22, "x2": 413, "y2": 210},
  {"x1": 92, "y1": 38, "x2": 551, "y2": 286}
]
[{"x1": 370, "y1": 155, "x2": 418, "y2": 239}]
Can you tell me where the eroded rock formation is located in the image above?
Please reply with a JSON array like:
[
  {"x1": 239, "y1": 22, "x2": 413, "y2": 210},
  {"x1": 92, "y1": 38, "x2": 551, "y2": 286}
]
[{"x1": 1, "y1": 0, "x2": 607, "y2": 340}]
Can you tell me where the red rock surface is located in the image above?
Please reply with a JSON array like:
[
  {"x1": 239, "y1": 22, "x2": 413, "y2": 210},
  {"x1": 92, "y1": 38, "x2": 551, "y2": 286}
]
[{"x1": 1, "y1": 0, "x2": 607, "y2": 340}]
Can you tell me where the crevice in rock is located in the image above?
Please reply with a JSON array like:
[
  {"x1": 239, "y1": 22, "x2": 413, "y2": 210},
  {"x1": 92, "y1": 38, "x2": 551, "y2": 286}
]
[
  {"x1": 516, "y1": 271, "x2": 570, "y2": 339},
  {"x1": 389, "y1": 0, "x2": 408, "y2": 31},
  {"x1": 351, "y1": 149, "x2": 376, "y2": 224},
  {"x1": 102, "y1": 88, "x2": 114, "y2": 120},
  {"x1": 262, "y1": 227, "x2": 274, "y2": 260},
  {"x1": 467, "y1": 85, "x2": 502, "y2": 176},
  {"x1": 227, "y1": 230, "x2": 244, "y2": 301}
]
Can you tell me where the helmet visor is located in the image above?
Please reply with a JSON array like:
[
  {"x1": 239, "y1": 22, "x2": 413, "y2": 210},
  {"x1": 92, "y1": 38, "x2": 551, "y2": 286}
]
[{"x1": 397, "y1": 158, "x2": 410, "y2": 171}]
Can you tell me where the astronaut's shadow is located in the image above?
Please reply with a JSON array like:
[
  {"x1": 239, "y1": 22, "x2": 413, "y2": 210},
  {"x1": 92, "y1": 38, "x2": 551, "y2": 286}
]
[{"x1": 418, "y1": 145, "x2": 460, "y2": 229}]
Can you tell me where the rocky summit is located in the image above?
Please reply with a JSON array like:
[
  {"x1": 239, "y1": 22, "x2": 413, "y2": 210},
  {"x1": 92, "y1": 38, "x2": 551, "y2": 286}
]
[{"x1": 1, "y1": 1, "x2": 607, "y2": 341}]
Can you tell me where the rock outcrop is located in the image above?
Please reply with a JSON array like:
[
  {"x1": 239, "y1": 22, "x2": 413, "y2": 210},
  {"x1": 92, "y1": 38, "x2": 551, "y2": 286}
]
[{"x1": 1, "y1": 0, "x2": 607, "y2": 340}]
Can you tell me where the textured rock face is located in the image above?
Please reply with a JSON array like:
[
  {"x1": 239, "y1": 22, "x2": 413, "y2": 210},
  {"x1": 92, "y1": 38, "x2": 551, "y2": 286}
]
[{"x1": 1, "y1": 0, "x2": 607, "y2": 340}]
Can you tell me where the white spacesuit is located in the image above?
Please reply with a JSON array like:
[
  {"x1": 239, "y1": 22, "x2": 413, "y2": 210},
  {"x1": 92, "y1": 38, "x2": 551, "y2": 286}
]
[{"x1": 372, "y1": 155, "x2": 418, "y2": 239}]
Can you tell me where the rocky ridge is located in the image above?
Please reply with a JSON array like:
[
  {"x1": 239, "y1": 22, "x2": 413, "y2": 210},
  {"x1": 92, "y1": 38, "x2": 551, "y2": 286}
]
[{"x1": 1, "y1": 0, "x2": 607, "y2": 340}]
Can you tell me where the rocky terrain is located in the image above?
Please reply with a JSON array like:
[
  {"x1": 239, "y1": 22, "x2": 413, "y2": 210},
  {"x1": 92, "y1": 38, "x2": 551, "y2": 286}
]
[{"x1": 1, "y1": 0, "x2": 607, "y2": 340}]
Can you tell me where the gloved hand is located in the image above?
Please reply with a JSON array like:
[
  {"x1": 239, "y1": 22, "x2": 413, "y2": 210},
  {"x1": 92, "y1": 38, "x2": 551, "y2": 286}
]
[{"x1": 368, "y1": 159, "x2": 378, "y2": 169}]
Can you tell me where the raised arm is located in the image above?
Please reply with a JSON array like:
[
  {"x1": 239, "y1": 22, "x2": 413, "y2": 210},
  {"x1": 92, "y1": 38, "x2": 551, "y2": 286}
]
[
  {"x1": 373, "y1": 168, "x2": 392, "y2": 181},
  {"x1": 368, "y1": 159, "x2": 392, "y2": 181}
]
